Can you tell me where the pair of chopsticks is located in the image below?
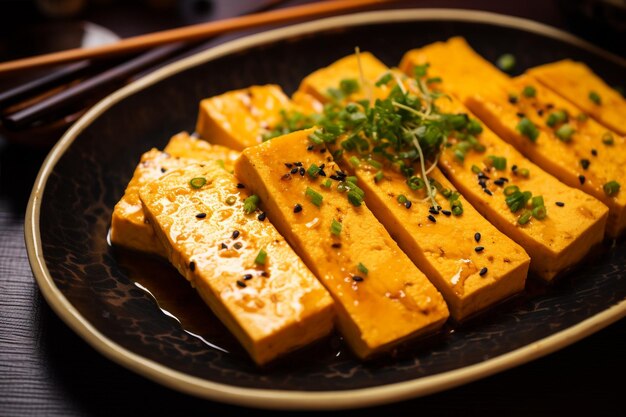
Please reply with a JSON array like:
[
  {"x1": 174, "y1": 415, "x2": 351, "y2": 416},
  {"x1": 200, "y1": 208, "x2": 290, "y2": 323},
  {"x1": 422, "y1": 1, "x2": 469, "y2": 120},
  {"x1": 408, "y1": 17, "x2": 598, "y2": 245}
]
[{"x1": 0, "y1": 0, "x2": 389, "y2": 145}]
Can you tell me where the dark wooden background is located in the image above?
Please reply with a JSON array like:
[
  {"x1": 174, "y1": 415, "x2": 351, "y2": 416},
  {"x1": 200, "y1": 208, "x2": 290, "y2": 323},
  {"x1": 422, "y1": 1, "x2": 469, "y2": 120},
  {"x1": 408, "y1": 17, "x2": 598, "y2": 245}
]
[{"x1": 1, "y1": 1, "x2": 624, "y2": 415}]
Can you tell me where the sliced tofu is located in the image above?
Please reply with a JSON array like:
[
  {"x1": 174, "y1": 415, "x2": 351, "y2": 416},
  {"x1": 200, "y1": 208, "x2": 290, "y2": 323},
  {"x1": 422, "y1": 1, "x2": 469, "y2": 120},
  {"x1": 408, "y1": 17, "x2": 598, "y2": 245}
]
[
  {"x1": 527, "y1": 59, "x2": 626, "y2": 135},
  {"x1": 195, "y1": 85, "x2": 293, "y2": 150},
  {"x1": 110, "y1": 132, "x2": 239, "y2": 256},
  {"x1": 297, "y1": 52, "x2": 391, "y2": 102},
  {"x1": 400, "y1": 38, "x2": 624, "y2": 238},
  {"x1": 296, "y1": 52, "x2": 529, "y2": 317},
  {"x1": 235, "y1": 128, "x2": 449, "y2": 358},
  {"x1": 138, "y1": 161, "x2": 334, "y2": 365}
]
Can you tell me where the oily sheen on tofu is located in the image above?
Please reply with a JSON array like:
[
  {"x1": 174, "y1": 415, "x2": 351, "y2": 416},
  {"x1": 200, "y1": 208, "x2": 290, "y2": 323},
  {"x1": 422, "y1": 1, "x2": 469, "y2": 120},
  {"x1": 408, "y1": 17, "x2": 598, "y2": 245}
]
[
  {"x1": 527, "y1": 60, "x2": 626, "y2": 135},
  {"x1": 235, "y1": 129, "x2": 449, "y2": 359},
  {"x1": 138, "y1": 161, "x2": 334, "y2": 365},
  {"x1": 400, "y1": 37, "x2": 624, "y2": 238},
  {"x1": 110, "y1": 132, "x2": 239, "y2": 256}
]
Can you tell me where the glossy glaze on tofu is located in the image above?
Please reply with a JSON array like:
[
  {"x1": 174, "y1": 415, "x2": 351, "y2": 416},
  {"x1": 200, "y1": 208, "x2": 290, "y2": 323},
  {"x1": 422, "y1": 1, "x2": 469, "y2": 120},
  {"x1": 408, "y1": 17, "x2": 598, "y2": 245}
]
[
  {"x1": 235, "y1": 128, "x2": 449, "y2": 358},
  {"x1": 139, "y1": 161, "x2": 335, "y2": 365}
]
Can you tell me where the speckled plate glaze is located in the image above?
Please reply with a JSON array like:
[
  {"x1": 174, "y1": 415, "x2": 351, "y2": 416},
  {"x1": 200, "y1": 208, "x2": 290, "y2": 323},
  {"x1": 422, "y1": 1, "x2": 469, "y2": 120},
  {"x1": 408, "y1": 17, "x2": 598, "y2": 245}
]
[{"x1": 26, "y1": 9, "x2": 626, "y2": 410}]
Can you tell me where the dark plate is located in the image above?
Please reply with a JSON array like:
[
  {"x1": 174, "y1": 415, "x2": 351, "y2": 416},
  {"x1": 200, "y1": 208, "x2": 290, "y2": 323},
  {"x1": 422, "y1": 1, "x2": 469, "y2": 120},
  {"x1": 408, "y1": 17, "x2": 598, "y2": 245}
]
[{"x1": 26, "y1": 9, "x2": 626, "y2": 410}]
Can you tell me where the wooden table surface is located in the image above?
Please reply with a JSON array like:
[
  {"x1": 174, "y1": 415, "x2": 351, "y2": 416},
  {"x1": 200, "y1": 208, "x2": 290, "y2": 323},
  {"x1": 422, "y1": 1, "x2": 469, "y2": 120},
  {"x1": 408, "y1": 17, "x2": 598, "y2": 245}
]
[{"x1": 1, "y1": 1, "x2": 624, "y2": 415}]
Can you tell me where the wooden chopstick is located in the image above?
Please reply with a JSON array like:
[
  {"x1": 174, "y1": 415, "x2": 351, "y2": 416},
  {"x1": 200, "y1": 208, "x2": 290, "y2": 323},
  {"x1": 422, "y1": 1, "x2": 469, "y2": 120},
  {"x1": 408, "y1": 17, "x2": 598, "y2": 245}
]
[{"x1": 0, "y1": 0, "x2": 388, "y2": 75}]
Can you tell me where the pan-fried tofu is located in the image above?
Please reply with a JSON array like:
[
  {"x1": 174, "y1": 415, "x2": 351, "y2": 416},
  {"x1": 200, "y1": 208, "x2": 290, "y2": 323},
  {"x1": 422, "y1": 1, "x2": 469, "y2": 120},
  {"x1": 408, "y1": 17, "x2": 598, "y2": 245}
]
[
  {"x1": 139, "y1": 161, "x2": 334, "y2": 365},
  {"x1": 400, "y1": 37, "x2": 624, "y2": 238},
  {"x1": 110, "y1": 132, "x2": 238, "y2": 256},
  {"x1": 195, "y1": 85, "x2": 293, "y2": 150},
  {"x1": 527, "y1": 59, "x2": 626, "y2": 135},
  {"x1": 235, "y1": 128, "x2": 449, "y2": 358}
]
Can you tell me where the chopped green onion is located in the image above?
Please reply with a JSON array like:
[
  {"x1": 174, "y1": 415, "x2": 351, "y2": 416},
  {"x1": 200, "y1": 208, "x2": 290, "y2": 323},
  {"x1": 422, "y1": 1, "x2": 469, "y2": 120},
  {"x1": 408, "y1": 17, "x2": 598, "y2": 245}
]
[
  {"x1": 307, "y1": 163, "x2": 320, "y2": 178},
  {"x1": 322, "y1": 179, "x2": 332, "y2": 188},
  {"x1": 532, "y1": 205, "x2": 547, "y2": 220},
  {"x1": 216, "y1": 159, "x2": 225, "y2": 170},
  {"x1": 346, "y1": 176, "x2": 358, "y2": 184},
  {"x1": 357, "y1": 262, "x2": 369, "y2": 275},
  {"x1": 577, "y1": 113, "x2": 589, "y2": 122},
  {"x1": 602, "y1": 132, "x2": 614, "y2": 145},
  {"x1": 348, "y1": 156, "x2": 361, "y2": 167},
  {"x1": 546, "y1": 110, "x2": 568, "y2": 127},
  {"x1": 407, "y1": 175, "x2": 425, "y2": 190},
  {"x1": 467, "y1": 119, "x2": 483, "y2": 135},
  {"x1": 374, "y1": 171, "x2": 384, "y2": 183},
  {"x1": 375, "y1": 72, "x2": 393, "y2": 87},
  {"x1": 243, "y1": 194, "x2": 259, "y2": 214},
  {"x1": 189, "y1": 177, "x2": 206, "y2": 189},
  {"x1": 589, "y1": 91, "x2": 602, "y2": 105},
  {"x1": 518, "y1": 210, "x2": 532, "y2": 225},
  {"x1": 522, "y1": 85, "x2": 536, "y2": 98},
  {"x1": 347, "y1": 190, "x2": 364, "y2": 206},
  {"x1": 517, "y1": 117, "x2": 539, "y2": 142},
  {"x1": 397, "y1": 194, "x2": 408, "y2": 204},
  {"x1": 504, "y1": 185, "x2": 519, "y2": 196},
  {"x1": 603, "y1": 180, "x2": 621, "y2": 197},
  {"x1": 518, "y1": 168, "x2": 530, "y2": 178},
  {"x1": 305, "y1": 187, "x2": 323, "y2": 207},
  {"x1": 471, "y1": 164, "x2": 482, "y2": 174},
  {"x1": 487, "y1": 155, "x2": 507, "y2": 171},
  {"x1": 225, "y1": 195, "x2": 237, "y2": 206},
  {"x1": 367, "y1": 158, "x2": 382, "y2": 169},
  {"x1": 254, "y1": 249, "x2": 267, "y2": 265},
  {"x1": 451, "y1": 200, "x2": 463, "y2": 216},
  {"x1": 330, "y1": 218, "x2": 342, "y2": 236},
  {"x1": 414, "y1": 63, "x2": 430, "y2": 78},
  {"x1": 532, "y1": 195, "x2": 544, "y2": 208},
  {"x1": 496, "y1": 53, "x2": 516, "y2": 72},
  {"x1": 555, "y1": 124, "x2": 575, "y2": 142},
  {"x1": 426, "y1": 77, "x2": 442, "y2": 84}
]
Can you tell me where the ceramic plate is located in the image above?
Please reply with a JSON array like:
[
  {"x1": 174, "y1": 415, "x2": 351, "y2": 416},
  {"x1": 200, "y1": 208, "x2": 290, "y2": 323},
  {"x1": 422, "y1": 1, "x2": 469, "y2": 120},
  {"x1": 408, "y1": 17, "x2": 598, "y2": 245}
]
[{"x1": 26, "y1": 9, "x2": 626, "y2": 410}]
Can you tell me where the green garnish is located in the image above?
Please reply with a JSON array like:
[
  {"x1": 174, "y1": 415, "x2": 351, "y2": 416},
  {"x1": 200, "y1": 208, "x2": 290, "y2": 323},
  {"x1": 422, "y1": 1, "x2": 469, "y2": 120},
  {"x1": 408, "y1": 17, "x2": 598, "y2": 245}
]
[
  {"x1": 263, "y1": 109, "x2": 317, "y2": 141},
  {"x1": 243, "y1": 194, "x2": 259, "y2": 214},
  {"x1": 374, "y1": 171, "x2": 384, "y2": 183},
  {"x1": 357, "y1": 262, "x2": 369, "y2": 275},
  {"x1": 346, "y1": 176, "x2": 358, "y2": 184},
  {"x1": 375, "y1": 72, "x2": 393, "y2": 87},
  {"x1": 367, "y1": 158, "x2": 382, "y2": 169},
  {"x1": 471, "y1": 164, "x2": 482, "y2": 174},
  {"x1": 189, "y1": 177, "x2": 206, "y2": 189},
  {"x1": 330, "y1": 218, "x2": 342, "y2": 236},
  {"x1": 225, "y1": 195, "x2": 237, "y2": 205},
  {"x1": 589, "y1": 91, "x2": 602, "y2": 105},
  {"x1": 504, "y1": 185, "x2": 519, "y2": 196},
  {"x1": 517, "y1": 117, "x2": 539, "y2": 142},
  {"x1": 531, "y1": 195, "x2": 544, "y2": 208},
  {"x1": 487, "y1": 155, "x2": 507, "y2": 171},
  {"x1": 305, "y1": 187, "x2": 323, "y2": 207},
  {"x1": 532, "y1": 205, "x2": 547, "y2": 220},
  {"x1": 603, "y1": 180, "x2": 621, "y2": 197},
  {"x1": 546, "y1": 110, "x2": 568, "y2": 127},
  {"x1": 348, "y1": 156, "x2": 361, "y2": 167},
  {"x1": 254, "y1": 249, "x2": 267, "y2": 265},
  {"x1": 397, "y1": 194, "x2": 408, "y2": 204},
  {"x1": 322, "y1": 179, "x2": 332, "y2": 188},
  {"x1": 414, "y1": 63, "x2": 430, "y2": 77},
  {"x1": 577, "y1": 113, "x2": 589, "y2": 122},
  {"x1": 348, "y1": 190, "x2": 364, "y2": 206},
  {"x1": 307, "y1": 163, "x2": 321, "y2": 178},
  {"x1": 602, "y1": 132, "x2": 614, "y2": 145},
  {"x1": 518, "y1": 210, "x2": 532, "y2": 225},
  {"x1": 555, "y1": 124, "x2": 575, "y2": 142},
  {"x1": 517, "y1": 168, "x2": 530, "y2": 178},
  {"x1": 496, "y1": 53, "x2": 516, "y2": 72},
  {"x1": 426, "y1": 77, "x2": 442, "y2": 84},
  {"x1": 522, "y1": 86, "x2": 536, "y2": 98}
]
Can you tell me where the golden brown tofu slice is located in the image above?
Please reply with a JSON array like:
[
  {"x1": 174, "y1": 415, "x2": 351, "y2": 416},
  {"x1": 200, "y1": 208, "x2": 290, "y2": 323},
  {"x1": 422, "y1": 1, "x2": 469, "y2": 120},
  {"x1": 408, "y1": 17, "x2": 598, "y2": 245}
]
[
  {"x1": 195, "y1": 85, "x2": 293, "y2": 150},
  {"x1": 235, "y1": 128, "x2": 449, "y2": 358},
  {"x1": 110, "y1": 132, "x2": 239, "y2": 256},
  {"x1": 138, "y1": 161, "x2": 334, "y2": 365},
  {"x1": 401, "y1": 38, "x2": 624, "y2": 238},
  {"x1": 527, "y1": 59, "x2": 626, "y2": 135}
]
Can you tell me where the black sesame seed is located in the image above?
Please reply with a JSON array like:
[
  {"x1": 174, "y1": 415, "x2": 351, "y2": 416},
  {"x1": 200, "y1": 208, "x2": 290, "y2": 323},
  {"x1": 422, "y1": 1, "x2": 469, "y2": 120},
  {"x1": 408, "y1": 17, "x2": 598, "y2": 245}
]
[
  {"x1": 556, "y1": 201, "x2": 565, "y2": 207},
  {"x1": 307, "y1": 145, "x2": 314, "y2": 151},
  {"x1": 512, "y1": 165, "x2": 518, "y2": 172},
  {"x1": 220, "y1": 243, "x2": 228, "y2": 249},
  {"x1": 320, "y1": 148, "x2": 327, "y2": 153},
  {"x1": 261, "y1": 271, "x2": 269, "y2": 277},
  {"x1": 329, "y1": 175, "x2": 341, "y2": 181},
  {"x1": 233, "y1": 242, "x2": 242, "y2": 250},
  {"x1": 494, "y1": 179, "x2": 505, "y2": 186},
  {"x1": 290, "y1": 167, "x2": 299, "y2": 174},
  {"x1": 477, "y1": 172, "x2": 490, "y2": 179},
  {"x1": 294, "y1": 162, "x2": 303, "y2": 167},
  {"x1": 299, "y1": 167, "x2": 305, "y2": 176},
  {"x1": 478, "y1": 179, "x2": 487, "y2": 188},
  {"x1": 331, "y1": 243, "x2": 342, "y2": 248},
  {"x1": 428, "y1": 214, "x2": 437, "y2": 223},
  {"x1": 232, "y1": 230, "x2": 240, "y2": 239},
  {"x1": 499, "y1": 177, "x2": 509, "y2": 182},
  {"x1": 189, "y1": 261, "x2": 196, "y2": 271},
  {"x1": 479, "y1": 267, "x2": 488, "y2": 276},
  {"x1": 508, "y1": 96, "x2": 518, "y2": 104},
  {"x1": 474, "y1": 232, "x2": 481, "y2": 242},
  {"x1": 405, "y1": 201, "x2": 412, "y2": 209},
  {"x1": 352, "y1": 276, "x2": 364, "y2": 282},
  {"x1": 546, "y1": 103, "x2": 554, "y2": 109},
  {"x1": 236, "y1": 183, "x2": 245, "y2": 189},
  {"x1": 580, "y1": 159, "x2": 590, "y2": 170},
  {"x1": 484, "y1": 188, "x2": 493, "y2": 196},
  {"x1": 257, "y1": 212, "x2": 266, "y2": 221},
  {"x1": 319, "y1": 169, "x2": 326, "y2": 177},
  {"x1": 591, "y1": 149, "x2": 598, "y2": 157},
  {"x1": 516, "y1": 112, "x2": 525, "y2": 118},
  {"x1": 537, "y1": 109, "x2": 544, "y2": 116},
  {"x1": 243, "y1": 274, "x2": 253, "y2": 280},
  {"x1": 285, "y1": 163, "x2": 293, "y2": 168},
  {"x1": 236, "y1": 280, "x2": 247, "y2": 288},
  {"x1": 195, "y1": 212, "x2": 207, "y2": 219},
  {"x1": 294, "y1": 204, "x2": 303, "y2": 213},
  {"x1": 160, "y1": 167, "x2": 167, "y2": 173},
  {"x1": 579, "y1": 175, "x2": 586, "y2": 185},
  {"x1": 442, "y1": 210, "x2": 452, "y2": 216},
  {"x1": 475, "y1": 246, "x2": 485, "y2": 253},
  {"x1": 429, "y1": 206, "x2": 439, "y2": 215}
]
